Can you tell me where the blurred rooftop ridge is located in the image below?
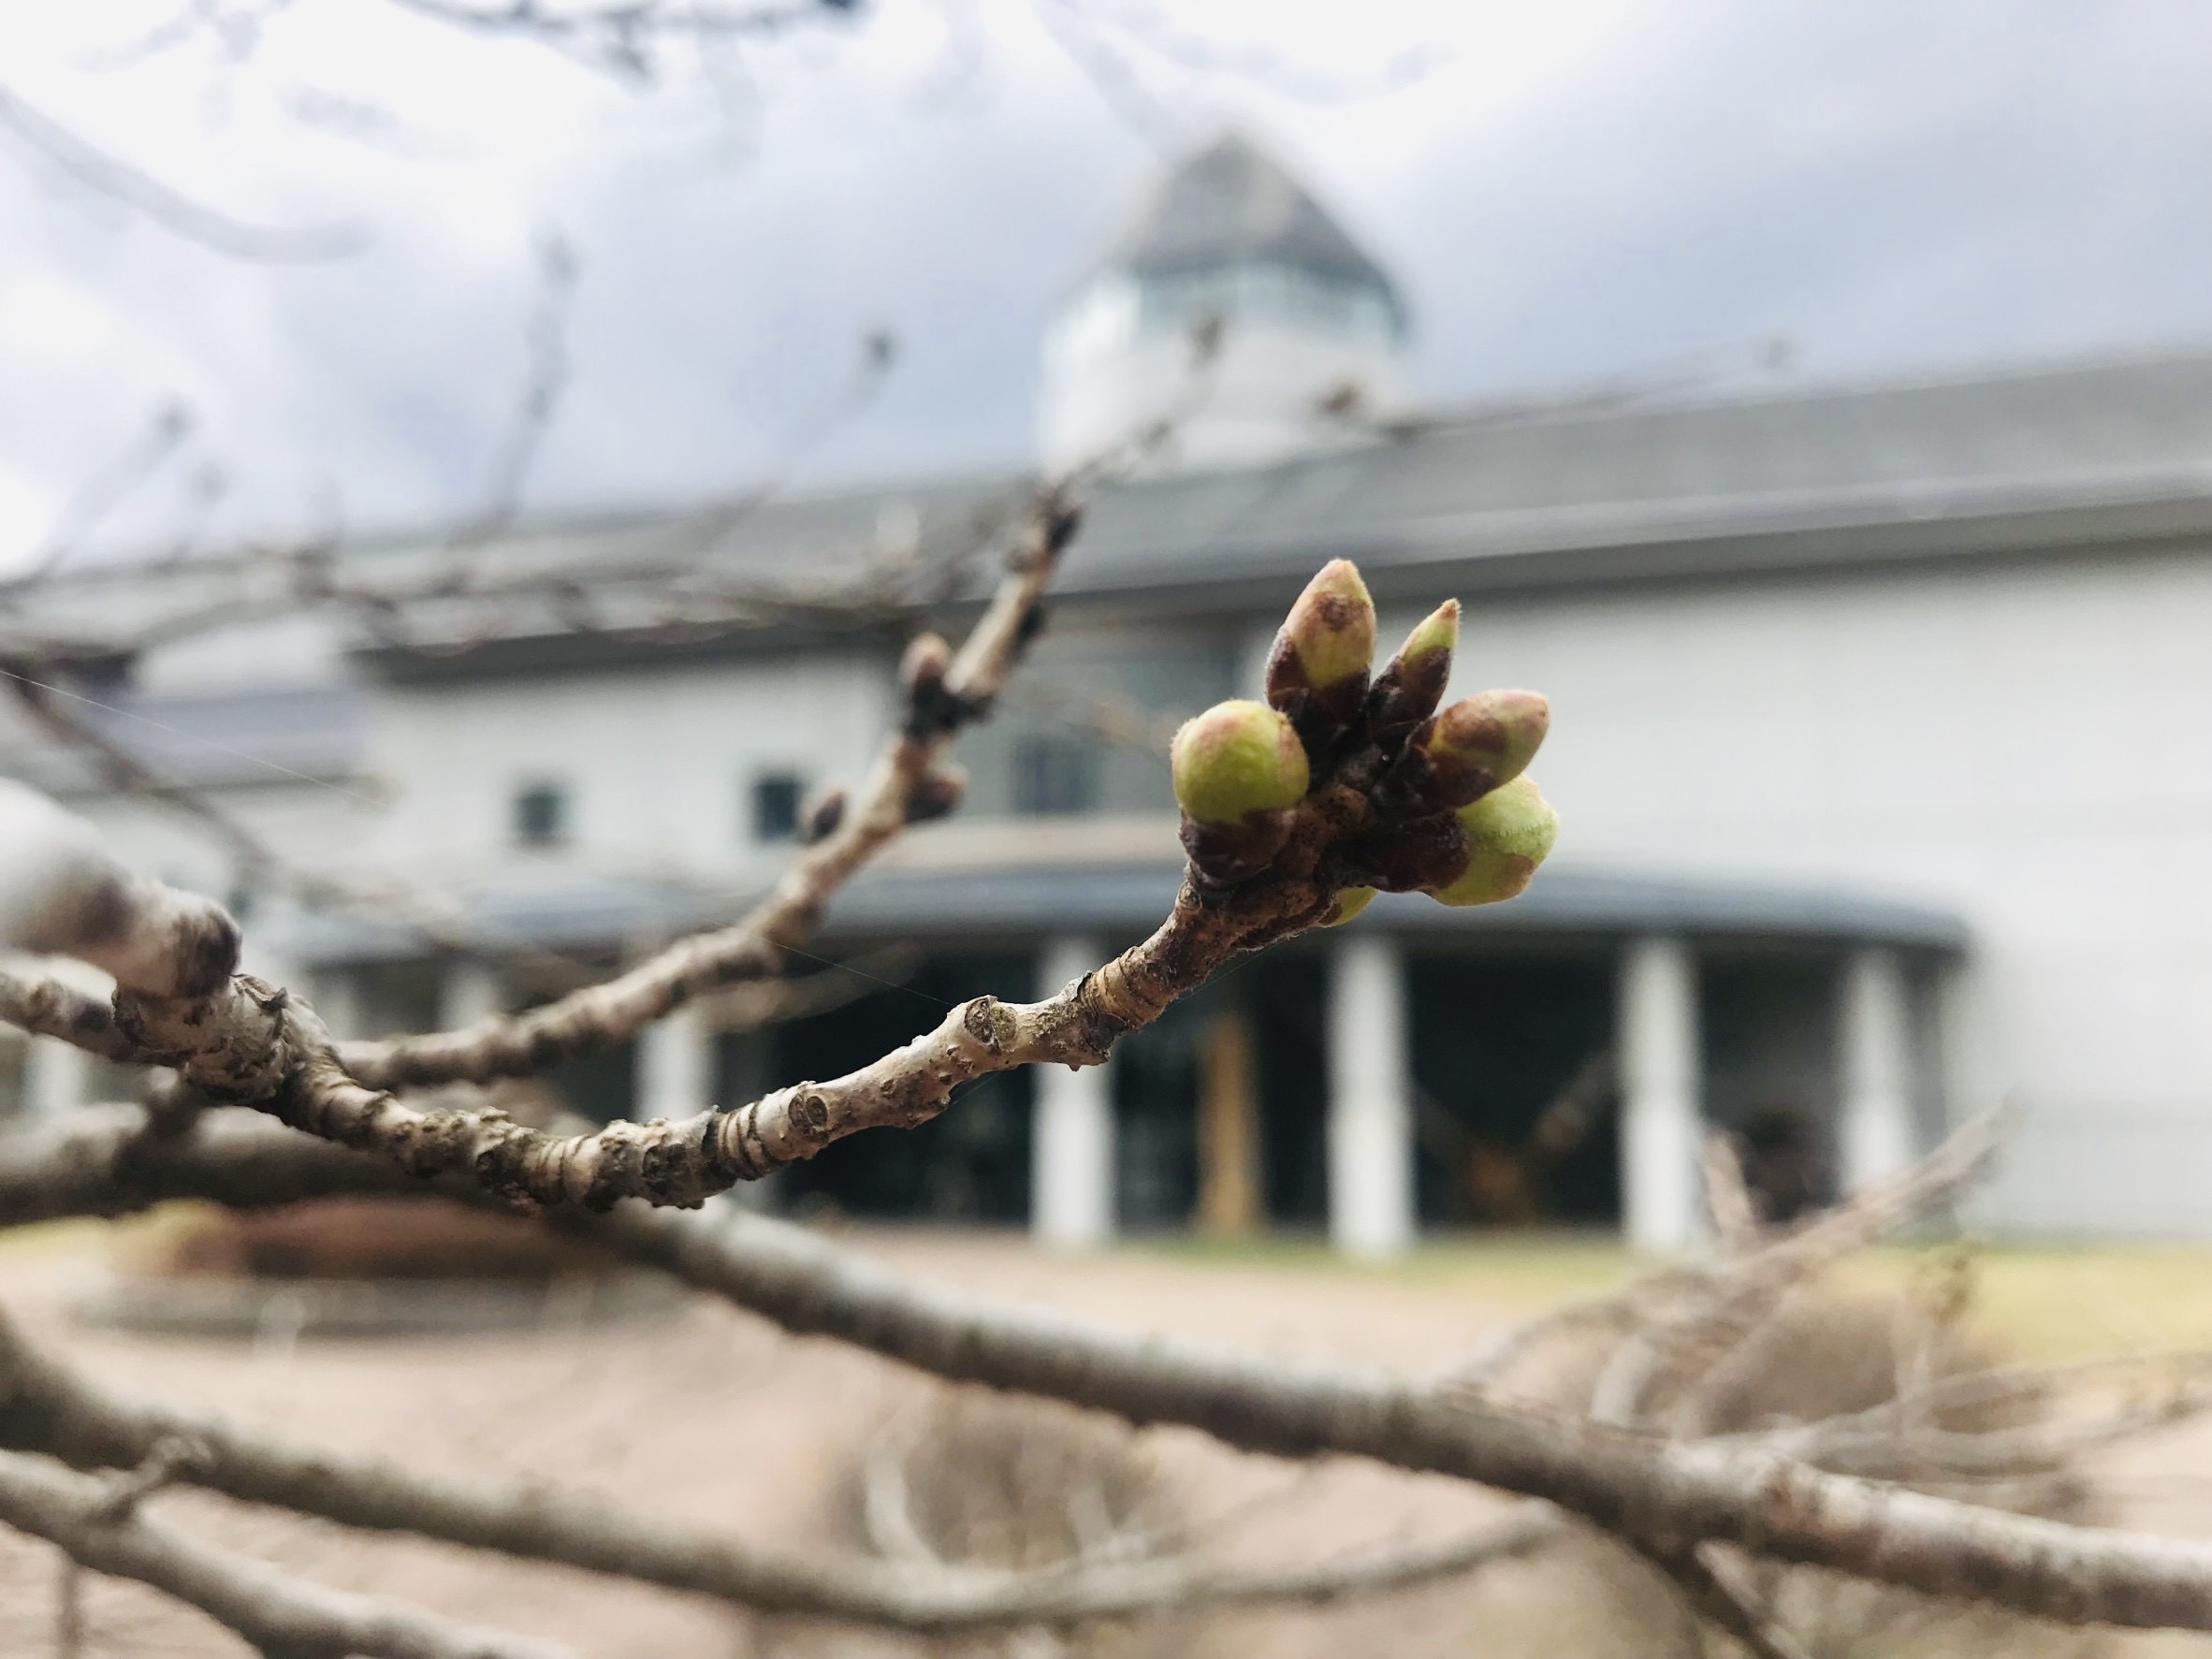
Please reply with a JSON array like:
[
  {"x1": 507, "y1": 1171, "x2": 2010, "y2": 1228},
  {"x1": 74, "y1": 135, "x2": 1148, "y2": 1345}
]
[
  {"x1": 15, "y1": 337, "x2": 2212, "y2": 690},
  {"x1": 1084, "y1": 129, "x2": 1405, "y2": 314}
]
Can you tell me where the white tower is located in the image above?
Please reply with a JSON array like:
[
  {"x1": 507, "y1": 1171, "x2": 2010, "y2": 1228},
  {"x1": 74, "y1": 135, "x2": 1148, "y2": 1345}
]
[{"x1": 1041, "y1": 133, "x2": 1411, "y2": 473}]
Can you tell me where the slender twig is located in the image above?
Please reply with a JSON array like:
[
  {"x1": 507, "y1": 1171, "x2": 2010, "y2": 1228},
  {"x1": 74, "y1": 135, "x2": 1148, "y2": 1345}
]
[
  {"x1": 2, "y1": 401, "x2": 192, "y2": 596},
  {"x1": 0, "y1": 82, "x2": 366, "y2": 260},
  {"x1": 53, "y1": 1550, "x2": 83, "y2": 1659},
  {"x1": 14, "y1": 1108, "x2": 2212, "y2": 1635},
  {"x1": 0, "y1": 969, "x2": 130, "y2": 1060},
  {"x1": 0, "y1": 1447, "x2": 570, "y2": 1659},
  {"x1": 0, "y1": 664, "x2": 604, "y2": 980},
  {"x1": 1636, "y1": 1540, "x2": 1815, "y2": 1659},
  {"x1": 0, "y1": 1295, "x2": 1560, "y2": 1629},
  {"x1": 1698, "y1": 1128, "x2": 1760, "y2": 1254},
  {"x1": 338, "y1": 481, "x2": 1080, "y2": 1095},
  {"x1": 1436, "y1": 1111, "x2": 2007, "y2": 1404},
  {"x1": 453, "y1": 231, "x2": 580, "y2": 546}
]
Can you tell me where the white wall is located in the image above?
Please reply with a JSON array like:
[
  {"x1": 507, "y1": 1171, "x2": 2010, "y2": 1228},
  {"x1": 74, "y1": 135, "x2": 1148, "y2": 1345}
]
[
  {"x1": 361, "y1": 651, "x2": 896, "y2": 890},
  {"x1": 1041, "y1": 278, "x2": 1408, "y2": 473},
  {"x1": 1392, "y1": 546, "x2": 2212, "y2": 1235},
  {"x1": 23, "y1": 510, "x2": 2211, "y2": 1239}
]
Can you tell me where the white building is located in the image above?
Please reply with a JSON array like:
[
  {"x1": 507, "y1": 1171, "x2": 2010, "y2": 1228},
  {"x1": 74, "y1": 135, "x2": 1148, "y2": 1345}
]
[
  {"x1": 6, "y1": 134, "x2": 2211, "y2": 1248},
  {"x1": 1041, "y1": 131, "x2": 1412, "y2": 472}
]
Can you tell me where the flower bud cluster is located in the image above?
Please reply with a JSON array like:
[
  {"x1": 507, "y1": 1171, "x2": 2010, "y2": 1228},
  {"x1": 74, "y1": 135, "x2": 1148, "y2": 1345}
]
[{"x1": 1169, "y1": 559, "x2": 1558, "y2": 918}]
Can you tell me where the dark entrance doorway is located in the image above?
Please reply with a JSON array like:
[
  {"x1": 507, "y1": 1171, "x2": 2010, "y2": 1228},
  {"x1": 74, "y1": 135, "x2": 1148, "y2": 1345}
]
[{"x1": 1406, "y1": 950, "x2": 1619, "y2": 1228}]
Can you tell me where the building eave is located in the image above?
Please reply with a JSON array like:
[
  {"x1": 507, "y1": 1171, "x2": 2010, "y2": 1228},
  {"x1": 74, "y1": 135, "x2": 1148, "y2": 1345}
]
[
  {"x1": 1044, "y1": 473, "x2": 2212, "y2": 617},
  {"x1": 280, "y1": 856, "x2": 1967, "y2": 968}
]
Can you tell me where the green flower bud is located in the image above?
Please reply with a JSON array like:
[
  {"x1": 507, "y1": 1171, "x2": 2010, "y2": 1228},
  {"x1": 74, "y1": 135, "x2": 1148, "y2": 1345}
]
[
  {"x1": 1171, "y1": 699, "x2": 1309, "y2": 825},
  {"x1": 1429, "y1": 777, "x2": 1558, "y2": 907},
  {"x1": 1366, "y1": 599, "x2": 1459, "y2": 741},
  {"x1": 1321, "y1": 886, "x2": 1376, "y2": 926},
  {"x1": 1262, "y1": 562, "x2": 1376, "y2": 755},
  {"x1": 1408, "y1": 689, "x2": 1550, "y2": 809}
]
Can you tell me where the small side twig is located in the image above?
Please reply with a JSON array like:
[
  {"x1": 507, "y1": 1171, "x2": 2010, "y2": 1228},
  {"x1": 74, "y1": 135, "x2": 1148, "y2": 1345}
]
[{"x1": 0, "y1": 1447, "x2": 569, "y2": 1659}]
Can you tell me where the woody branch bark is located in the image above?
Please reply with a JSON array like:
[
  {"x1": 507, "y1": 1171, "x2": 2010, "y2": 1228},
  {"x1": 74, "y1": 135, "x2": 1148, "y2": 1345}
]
[
  {"x1": 60, "y1": 788, "x2": 1340, "y2": 1210},
  {"x1": 336, "y1": 484, "x2": 1081, "y2": 1093},
  {"x1": 0, "y1": 555, "x2": 1557, "y2": 1215},
  {"x1": 0, "y1": 1448, "x2": 569, "y2": 1659},
  {"x1": 0, "y1": 1290, "x2": 1556, "y2": 1630},
  {"x1": 0, "y1": 970, "x2": 129, "y2": 1061},
  {"x1": 0, "y1": 487, "x2": 1075, "y2": 1203},
  {"x1": 14, "y1": 1107, "x2": 2212, "y2": 1635}
]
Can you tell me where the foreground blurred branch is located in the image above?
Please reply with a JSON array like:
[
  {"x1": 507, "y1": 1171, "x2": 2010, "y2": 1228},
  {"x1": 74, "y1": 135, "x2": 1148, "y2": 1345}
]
[
  {"x1": 14, "y1": 1105, "x2": 2212, "y2": 1635},
  {"x1": 0, "y1": 1447, "x2": 568, "y2": 1659},
  {"x1": 13, "y1": 507, "x2": 2212, "y2": 1643},
  {"x1": 1, "y1": 401, "x2": 193, "y2": 595},
  {"x1": 0, "y1": 1281, "x2": 1557, "y2": 1628},
  {"x1": 0, "y1": 82, "x2": 367, "y2": 260}
]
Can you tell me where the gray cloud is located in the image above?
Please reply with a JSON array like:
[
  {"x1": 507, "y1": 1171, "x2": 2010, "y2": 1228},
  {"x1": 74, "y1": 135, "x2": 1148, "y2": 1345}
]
[{"x1": 4, "y1": 0, "x2": 2211, "y2": 567}]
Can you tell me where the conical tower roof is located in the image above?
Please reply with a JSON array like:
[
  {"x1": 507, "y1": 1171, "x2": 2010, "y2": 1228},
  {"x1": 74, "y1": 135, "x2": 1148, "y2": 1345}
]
[{"x1": 1094, "y1": 132, "x2": 1403, "y2": 317}]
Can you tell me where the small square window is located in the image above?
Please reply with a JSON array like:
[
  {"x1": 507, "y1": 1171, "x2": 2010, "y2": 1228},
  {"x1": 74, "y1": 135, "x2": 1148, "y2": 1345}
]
[
  {"x1": 751, "y1": 772, "x2": 804, "y2": 842},
  {"x1": 1013, "y1": 736, "x2": 1097, "y2": 817},
  {"x1": 513, "y1": 781, "x2": 567, "y2": 849}
]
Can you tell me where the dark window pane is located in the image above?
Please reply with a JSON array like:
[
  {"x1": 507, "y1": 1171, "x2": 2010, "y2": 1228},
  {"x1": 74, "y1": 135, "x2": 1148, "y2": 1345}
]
[
  {"x1": 513, "y1": 782, "x2": 566, "y2": 848},
  {"x1": 752, "y1": 772, "x2": 804, "y2": 841},
  {"x1": 1012, "y1": 736, "x2": 1096, "y2": 816}
]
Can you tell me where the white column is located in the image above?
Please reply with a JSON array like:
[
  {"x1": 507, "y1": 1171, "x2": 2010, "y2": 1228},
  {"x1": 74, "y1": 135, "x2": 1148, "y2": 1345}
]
[
  {"x1": 1032, "y1": 937, "x2": 1115, "y2": 1248},
  {"x1": 639, "y1": 1004, "x2": 717, "y2": 1122},
  {"x1": 22, "y1": 1037, "x2": 90, "y2": 1118},
  {"x1": 438, "y1": 959, "x2": 504, "y2": 1032},
  {"x1": 1328, "y1": 934, "x2": 1415, "y2": 1259},
  {"x1": 1620, "y1": 936, "x2": 1701, "y2": 1253},
  {"x1": 1839, "y1": 947, "x2": 1914, "y2": 1192}
]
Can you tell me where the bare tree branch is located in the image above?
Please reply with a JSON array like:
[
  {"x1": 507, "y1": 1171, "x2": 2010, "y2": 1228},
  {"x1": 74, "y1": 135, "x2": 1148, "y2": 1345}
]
[
  {"x1": 1636, "y1": 1539, "x2": 1816, "y2": 1659},
  {"x1": 1436, "y1": 1112, "x2": 2009, "y2": 1410},
  {"x1": 0, "y1": 1287, "x2": 1558, "y2": 1629},
  {"x1": 0, "y1": 778, "x2": 238, "y2": 1002},
  {"x1": 1699, "y1": 1127, "x2": 1760, "y2": 1253},
  {"x1": 0, "y1": 969, "x2": 130, "y2": 1061},
  {"x1": 383, "y1": 0, "x2": 853, "y2": 82},
  {"x1": 0, "y1": 656, "x2": 619, "y2": 984},
  {"x1": 1040, "y1": 0, "x2": 1452, "y2": 106},
  {"x1": 7, "y1": 531, "x2": 1523, "y2": 1227},
  {"x1": 336, "y1": 479, "x2": 1077, "y2": 1095},
  {"x1": 455, "y1": 230, "x2": 581, "y2": 546},
  {"x1": 12, "y1": 1107, "x2": 2212, "y2": 1636},
  {"x1": 0, "y1": 1447, "x2": 572, "y2": 1659},
  {"x1": 0, "y1": 81, "x2": 368, "y2": 260},
  {"x1": 3, "y1": 401, "x2": 193, "y2": 593}
]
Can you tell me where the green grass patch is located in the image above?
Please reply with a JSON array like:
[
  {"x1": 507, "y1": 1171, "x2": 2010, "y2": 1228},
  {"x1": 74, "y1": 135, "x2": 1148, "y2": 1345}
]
[{"x1": 1134, "y1": 1231, "x2": 2212, "y2": 1359}]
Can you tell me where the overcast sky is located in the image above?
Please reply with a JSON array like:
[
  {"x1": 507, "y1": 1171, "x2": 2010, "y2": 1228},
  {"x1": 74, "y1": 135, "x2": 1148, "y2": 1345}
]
[{"x1": 5, "y1": 0, "x2": 2212, "y2": 568}]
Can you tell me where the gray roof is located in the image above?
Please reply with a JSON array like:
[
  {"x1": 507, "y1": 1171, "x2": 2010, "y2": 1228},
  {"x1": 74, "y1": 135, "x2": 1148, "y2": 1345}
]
[
  {"x1": 0, "y1": 685, "x2": 365, "y2": 796},
  {"x1": 314, "y1": 343, "x2": 2212, "y2": 680},
  {"x1": 1092, "y1": 132, "x2": 1401, "y2": 303},
  {"x1": 283, "y1": 858, "x2": 1965, "y2": 967},
  {"x1": 1058, "y1": 347, "x2": 2212, "y2": 606},
  {"x1": 390, "y1": 344, "x2": 2212, "y2": 637},
  {"x1": 820, "y1": 863, "x2": 1967, "y2": 953},
  {"x1": 23, "y1": 346, "x2": 2212, "y2": 674}
]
